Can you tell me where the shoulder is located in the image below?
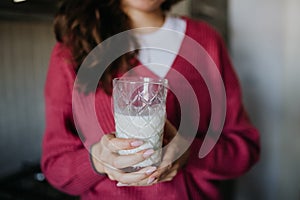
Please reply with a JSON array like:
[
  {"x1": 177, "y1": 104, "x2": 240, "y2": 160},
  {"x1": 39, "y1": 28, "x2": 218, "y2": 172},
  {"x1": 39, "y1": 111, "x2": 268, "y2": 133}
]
[
  {"x1": 180, "y1": 16, "x2": 224, "y2": 48},
  {"x1": 50, "y1": 42, "x2": 74, "y2": 65},
  {"x1": 45, "y1": 42, "x2": 76, "y2": 103},
  {"x1": 48, "y1": 42, "x2": 76, "y2": 76},
  {"x1": 182, "y1": 17, "x2": 221, "y2": 37},
  {"x1": 179, "y1": 16, "x2": 231, "y2": 71}
]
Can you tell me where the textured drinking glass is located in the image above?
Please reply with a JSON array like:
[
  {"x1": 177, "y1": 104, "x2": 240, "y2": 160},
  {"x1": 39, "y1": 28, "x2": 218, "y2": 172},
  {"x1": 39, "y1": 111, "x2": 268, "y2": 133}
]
[{"x1": 113, "y1": 77, "x2": 168, "y2": 170}]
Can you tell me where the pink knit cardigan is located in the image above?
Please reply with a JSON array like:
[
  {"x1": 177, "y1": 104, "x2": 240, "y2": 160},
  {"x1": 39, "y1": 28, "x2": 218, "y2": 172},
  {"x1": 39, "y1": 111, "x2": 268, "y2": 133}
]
[{"x1": 41, "y1": 17, "x2": 260, "y2": 200}]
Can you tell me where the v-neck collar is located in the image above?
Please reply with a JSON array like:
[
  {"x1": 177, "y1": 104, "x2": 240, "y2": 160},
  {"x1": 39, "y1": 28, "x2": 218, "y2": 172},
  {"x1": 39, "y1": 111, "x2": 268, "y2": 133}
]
[{"x1": 132, "y1": 16, "x2": 190, "y2": 80}]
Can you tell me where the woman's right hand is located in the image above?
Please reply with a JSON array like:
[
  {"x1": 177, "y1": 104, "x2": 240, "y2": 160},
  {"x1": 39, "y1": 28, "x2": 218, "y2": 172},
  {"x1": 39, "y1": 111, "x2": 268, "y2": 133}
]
[{"x1": 90, "y1": 133, "x2": 157, "y2": 186}]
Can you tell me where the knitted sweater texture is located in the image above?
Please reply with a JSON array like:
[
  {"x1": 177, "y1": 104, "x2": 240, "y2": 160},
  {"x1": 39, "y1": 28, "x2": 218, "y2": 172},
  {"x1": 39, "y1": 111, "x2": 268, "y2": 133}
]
[{"x1": 41, "y1": 17, "x2": 260, "y2": 200}]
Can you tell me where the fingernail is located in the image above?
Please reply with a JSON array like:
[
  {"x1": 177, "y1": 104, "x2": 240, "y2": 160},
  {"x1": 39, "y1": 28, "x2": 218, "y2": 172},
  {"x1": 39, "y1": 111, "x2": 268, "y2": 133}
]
[
  {"x1": 145, "y1": 166, "x2": 157, "y2": 175},
  {"x1": 143, "y1": 149, "x2": 154, "y2": 158},
  {"x1": 131, "y1": 140, "x2": 143, "y2": 147},
  {"x1": 147, "y1": 177, "x2": 156, "y2": 185},
  {"x1": 117, "y1": 182, "x2": 128, "y2": 187}
]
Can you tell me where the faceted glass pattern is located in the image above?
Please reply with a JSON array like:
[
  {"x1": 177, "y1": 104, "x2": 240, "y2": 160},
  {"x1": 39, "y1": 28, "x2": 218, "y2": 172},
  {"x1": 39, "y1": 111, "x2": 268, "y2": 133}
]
[{"x1": 113, "y1": 77, "x2": 168, "y2": 169}]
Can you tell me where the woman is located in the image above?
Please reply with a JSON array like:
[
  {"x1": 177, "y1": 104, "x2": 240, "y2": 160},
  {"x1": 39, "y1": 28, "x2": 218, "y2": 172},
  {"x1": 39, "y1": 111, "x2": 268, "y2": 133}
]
[{"x1": 41, "y1": 0, "x2": 260, "y2": 199}]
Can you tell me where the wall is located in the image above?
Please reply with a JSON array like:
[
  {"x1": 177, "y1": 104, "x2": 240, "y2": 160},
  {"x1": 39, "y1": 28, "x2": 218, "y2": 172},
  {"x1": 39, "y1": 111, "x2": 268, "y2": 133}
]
[
  {"x1": 0, "y1": 19, "x2": 55, "y2": 177},
  {"x1": 229, "y1": 0, "x2": 300, "y2": 199},
  {"x1": 171, "y1": 0, "x2": 191, "y2": 16},
  {"x1": 281, "y1": 0, "x2": 300, "y2": 198}
]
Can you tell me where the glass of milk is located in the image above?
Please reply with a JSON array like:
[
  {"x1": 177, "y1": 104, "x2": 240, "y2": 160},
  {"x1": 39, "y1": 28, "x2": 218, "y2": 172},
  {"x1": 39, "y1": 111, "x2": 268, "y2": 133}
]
[{"x1": 113, "y1": 77, "x2": 168, "y2": 171}]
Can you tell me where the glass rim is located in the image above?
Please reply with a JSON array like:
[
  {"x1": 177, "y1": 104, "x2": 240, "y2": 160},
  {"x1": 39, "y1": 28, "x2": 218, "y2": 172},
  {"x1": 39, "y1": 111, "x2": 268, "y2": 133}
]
[{"x1": 113, "y1": 77, "x2": 168, "y2": 85}]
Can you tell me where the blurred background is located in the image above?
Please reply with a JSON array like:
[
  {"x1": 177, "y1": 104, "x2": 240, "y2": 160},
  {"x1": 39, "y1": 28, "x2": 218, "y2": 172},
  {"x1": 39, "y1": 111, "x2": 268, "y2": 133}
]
[{"x1": 0, "y1": 0, "x2": 299, "y2": 199}]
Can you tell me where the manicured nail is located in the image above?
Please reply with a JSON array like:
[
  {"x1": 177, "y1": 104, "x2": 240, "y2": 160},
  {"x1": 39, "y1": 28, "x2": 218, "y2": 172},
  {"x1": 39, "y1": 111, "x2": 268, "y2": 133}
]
[
  {"x1": 147, "y1": 177, "x2": 156, "y2": 185},
  {"x1": 145, "y1": 166, "x2": 157, "y2": 175},
  {"x1": 131, "y1": 140, "x2": 143, "y2": 147},
  {"x1": 143, "y1": 149, "x2": 154, "y2": 158},
  {"x1": 117, "y1": 182, "x2": 128, "y2": 187}
]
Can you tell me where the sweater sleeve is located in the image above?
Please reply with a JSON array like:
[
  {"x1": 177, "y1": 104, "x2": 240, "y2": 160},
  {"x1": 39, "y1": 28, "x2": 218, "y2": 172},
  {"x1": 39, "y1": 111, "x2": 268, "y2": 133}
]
[
  {"x1": 185, "y1": 24, "x2": 260, "y2": 181},
  {"x1": 41, "y1": 43, "x2": 105, "y2": 195}
]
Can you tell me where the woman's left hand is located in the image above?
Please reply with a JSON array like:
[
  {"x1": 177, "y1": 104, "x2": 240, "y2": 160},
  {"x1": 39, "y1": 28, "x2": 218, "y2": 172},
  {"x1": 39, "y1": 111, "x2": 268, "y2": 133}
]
[{"x1": 148, "y1": 120, "x2": 190, "y2": 184}]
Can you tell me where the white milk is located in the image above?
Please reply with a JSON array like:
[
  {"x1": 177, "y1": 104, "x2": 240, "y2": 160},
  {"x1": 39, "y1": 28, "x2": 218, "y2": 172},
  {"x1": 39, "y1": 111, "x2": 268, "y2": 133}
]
[{"x1": 115, "y1": 110, "x2": 165, "y2": 168}]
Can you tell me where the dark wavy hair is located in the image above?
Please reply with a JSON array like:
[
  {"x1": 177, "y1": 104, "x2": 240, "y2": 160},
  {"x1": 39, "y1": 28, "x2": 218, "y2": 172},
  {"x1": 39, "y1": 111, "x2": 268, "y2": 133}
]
[{"x1": 54, "y1": 0, "x2": 182, "y2": 94}]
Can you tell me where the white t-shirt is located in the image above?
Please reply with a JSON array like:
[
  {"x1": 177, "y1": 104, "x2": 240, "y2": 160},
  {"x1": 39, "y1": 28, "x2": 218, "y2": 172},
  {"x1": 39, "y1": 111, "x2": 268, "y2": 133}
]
[{"x1": 136, "y1": 15, "x2": 187, "y2": 78}]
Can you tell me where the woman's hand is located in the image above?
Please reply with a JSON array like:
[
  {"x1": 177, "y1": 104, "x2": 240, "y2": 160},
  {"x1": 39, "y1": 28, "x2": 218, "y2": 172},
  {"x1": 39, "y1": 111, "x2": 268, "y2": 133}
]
[
  {"x1": 91, "y1": 119, "x2": 190, "y2": 186},
  {"x1": 151, "y1": 147, "x2": 189, "y2": 184},
  {"x1": 91, "y1": 133, "x2": 157, "y2": 186},
  {"x1": 148, "y1": 120, "x2": 190, "y2": 184}
]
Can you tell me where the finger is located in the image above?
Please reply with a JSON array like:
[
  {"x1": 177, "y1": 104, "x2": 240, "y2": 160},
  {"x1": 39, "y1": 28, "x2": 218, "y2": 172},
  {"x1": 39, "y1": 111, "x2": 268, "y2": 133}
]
[
  {"x1": 158, "y1": 165, "x2": 179, "y2": 182},
  {"x1": 159, "y1": 172, "x2": 176, "y2": 182},
  {"x1": 116, "y1": 166, "x2": 157, "y2": 186},
  {"x1": 121, "y1": 173, "x2": 158, "y2": 187},
  {"x1": 146, "y1": 153, "x2": 176, "y2": 182},
  {"x1": 124, "y1": 164, "x2": 178, "y2": 186},
  {"x1": 103, "y1": 164, "x2": 122, "y2": 181},
  {"x1": 156, "y1": 150, "x2": 189, "y2": 183},
  {"x1": 112, "y1": 149, "x2": 155, "y2": 169},
  {"x1": 148, "y1": 166, "x2": 169, "y2": 183},
  {"x1": 102, "y1": 134, "x2": 143, "y2": 153}
]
